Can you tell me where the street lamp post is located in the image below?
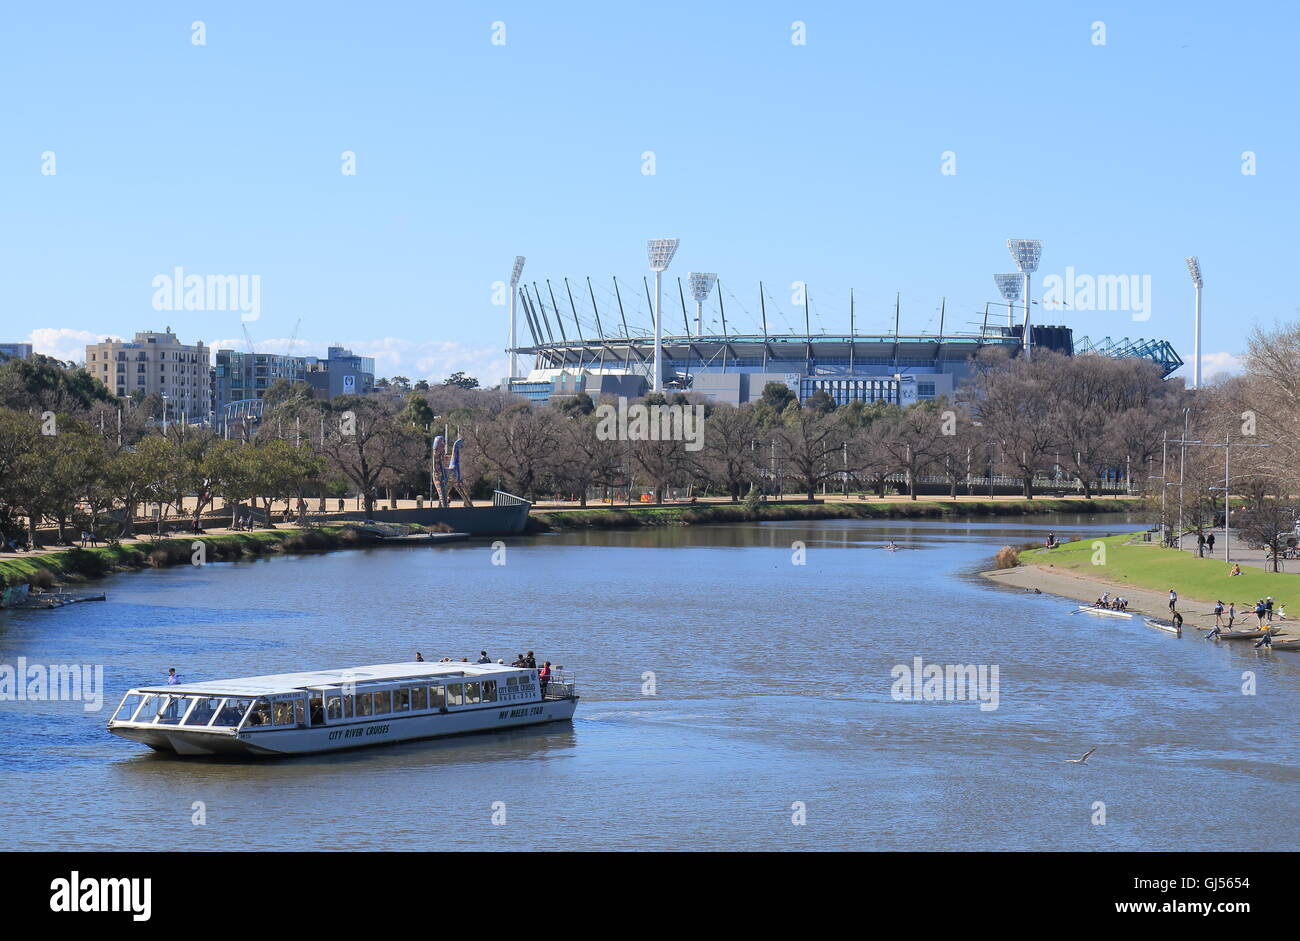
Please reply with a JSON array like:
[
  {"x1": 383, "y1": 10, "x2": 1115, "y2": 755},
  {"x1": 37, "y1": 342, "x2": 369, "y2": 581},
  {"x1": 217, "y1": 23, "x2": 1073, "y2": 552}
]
[{"x1": 646, "y1": 239, "x2": 681, "y2": 394}]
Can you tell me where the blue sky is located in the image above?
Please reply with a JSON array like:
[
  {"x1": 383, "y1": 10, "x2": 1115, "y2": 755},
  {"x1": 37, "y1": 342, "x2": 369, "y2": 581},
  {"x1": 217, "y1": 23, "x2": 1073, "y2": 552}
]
[{"x1": 4, "y1": 1, "x2": 1296, "y2": 383}]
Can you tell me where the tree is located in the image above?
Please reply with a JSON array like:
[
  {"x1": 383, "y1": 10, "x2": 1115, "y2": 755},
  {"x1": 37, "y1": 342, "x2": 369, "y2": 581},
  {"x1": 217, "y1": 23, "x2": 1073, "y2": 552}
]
[
  {"x1": 317, "y1": 398, "x2": 423, "y2": 516},
  {"x1": 701, "y1": 403, "x2": 759, "y2": 501},
  {"x1": 962, "y1": 348, "x2": 1064, "y2": 498},
  {"x1": 443, "y1": 371, "x2": 480, "y2": 389},
  {"x1": 475, "y1": 404, "x2": 559, "y2": 500},
  {"x1": 776, "y1": 403, "x2": 847, "y2": 501}
]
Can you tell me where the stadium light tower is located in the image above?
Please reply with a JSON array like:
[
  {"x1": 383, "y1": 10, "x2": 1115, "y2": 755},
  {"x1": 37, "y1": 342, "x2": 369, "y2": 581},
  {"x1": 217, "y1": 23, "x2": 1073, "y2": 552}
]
[
  {"x1": 688, "y1": 272, "x2": 717, "y2": 337},
  {"x1": 1186, "y1": 256, "x2": 1203, "y2": 389},
  {"x1": 1007, "y1": 239, "x2": 1042, "y2": 360},
  {"x1": 994, "y1": 274, "x2": 1023, "y2": 329},
  {"x1": 508, "y1": 256, "x2": 526, "y2": 380},
  {"x1": 647, "y1": 238, "x2": 680, "y2": 393}
]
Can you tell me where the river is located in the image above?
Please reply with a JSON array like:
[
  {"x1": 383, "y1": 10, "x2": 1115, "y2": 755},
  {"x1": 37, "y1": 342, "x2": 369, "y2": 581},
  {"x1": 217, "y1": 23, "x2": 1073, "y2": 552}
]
[{"x1": 1, "y1": 514, "x2": 1296, "y2": 851}]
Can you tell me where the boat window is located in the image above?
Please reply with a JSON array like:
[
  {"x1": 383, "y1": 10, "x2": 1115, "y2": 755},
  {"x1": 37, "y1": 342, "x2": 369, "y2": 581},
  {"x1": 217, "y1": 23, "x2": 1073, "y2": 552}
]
[
  {"x1": 113, "y1": 694, "x2": 145, "y2": 722},
  {"x1": 411, "y1": 687, "x2": 427, "y2": 711},
  {"x1": 151, "y1": 695, "x2": 188, "y2": 725},
  {"x1": 372, "y1": 691, "x2": 391, "y2": 715},
  {"x1": 446, "y1": 683, "x2": 463, "y2": 707},
  {"x1": 464, "y1": 681, "x2": 481, "y2": 705},
  {"x1": 393, "y1": 688, "x2": 410, "y2": 712},
  {"x1": 183, "y1": 697, "x2": 222, "y2": 726},
  {"x1": 247, "y1": 699, "x2": 273, "y2": 727},
  {"x1": 273, "y1": 700, "x2": 297, "y2": 726},
  {"x1": 429, "y1": 686, "x2": 445, "y2": 709},
  {"x1": 309, "y1": 696, "x2": 325, "y2": 725},
  {"x1": 326, "y1": 696, "x2": 343, "y2": 720},
  {"x1": 356, "y1": 693, "x2": 373, "y2": 717},
  {"x1": 214, "y1": 698, "x2": 252, "y2": 726},
  {"x1": 506, "y1": 677, "x2": 517, "y2": 688},
  {"x1": 482, "y1": 680, "x2": 498, "y2": 703}
]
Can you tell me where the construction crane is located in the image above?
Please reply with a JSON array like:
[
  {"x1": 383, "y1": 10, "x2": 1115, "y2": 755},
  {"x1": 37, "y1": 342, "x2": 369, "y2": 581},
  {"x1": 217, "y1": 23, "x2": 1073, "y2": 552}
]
[{"x1": 285, "y1": 318, "x2": 301, "y2": 358}]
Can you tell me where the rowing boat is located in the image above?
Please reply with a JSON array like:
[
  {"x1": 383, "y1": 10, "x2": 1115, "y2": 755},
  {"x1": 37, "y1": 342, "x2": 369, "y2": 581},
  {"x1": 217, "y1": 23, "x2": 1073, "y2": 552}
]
[
  {"x1": 1142, "y1": 617, "x2": 1182, "y2": 636},
  {"x1": 1208, "y1": 627, "x2": 1280, "y2": 640},
  {"x1": 1265, "y1": 638, "x2": 1300, "y2": 650},
  {"x1": 1073, "y1": 605, "x2": 1134, "y2": 619}
]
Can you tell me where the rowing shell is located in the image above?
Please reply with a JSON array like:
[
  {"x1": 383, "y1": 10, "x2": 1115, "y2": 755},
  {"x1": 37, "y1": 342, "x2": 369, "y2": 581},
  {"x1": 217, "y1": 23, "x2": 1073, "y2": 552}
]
[
  {"x1": 1142, "y1": 617, "x2": 1182, "y2": 636},
  {"x1": 1073, "y1": 605, "x2": 1134, "y2": 619},
  {"x1": 1208, "y1": 627, "x2": 1281, "y2": 640}
]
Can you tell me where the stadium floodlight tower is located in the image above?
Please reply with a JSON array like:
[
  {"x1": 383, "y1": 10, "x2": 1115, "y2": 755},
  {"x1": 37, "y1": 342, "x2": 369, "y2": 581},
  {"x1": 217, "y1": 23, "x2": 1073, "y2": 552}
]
[
  {"x1": 1006, "y1": 239, "x2": 1042, "y2": 360},
  {"x1": 994, "y1": 274, "x2": 1023, "y2": 329},
  {"x1": 1186, "y1": 256, "x2": 1203, "y2": 389},
  {"x1": 646, "y1": 238, "x2": 680, "y2": 393},
  {"x1": 508, "y1": 256, "x2": 526, "y2": 380},
  {"x1": 687, "y1": 272, "x2": 717, "y2": 338}
]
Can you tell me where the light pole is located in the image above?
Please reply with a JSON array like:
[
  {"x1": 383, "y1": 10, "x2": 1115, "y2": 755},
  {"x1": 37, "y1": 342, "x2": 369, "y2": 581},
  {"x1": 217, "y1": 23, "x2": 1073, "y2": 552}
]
[
  {"x1": 688, "y1": 272, "x2": 717, "y2": 338},
  {"x1": 1186, "y1": 256, "x2": 1203, "y2": 389},
  {"x1": 508, "y1": 256, "x2": 526, "y2": 381},
  {"x1": 1174, "y1": 432, "x2": 1271, "y2": 561},
  {"x1": 647, "y1": 238, "x2": 680, "y2": 393},
  {"x1": 994, "y1": 274, "x2": 1022, "y2": 329},
  {"x1": 1007, "y1": 240, "x2": 1042, "y2": 360}
]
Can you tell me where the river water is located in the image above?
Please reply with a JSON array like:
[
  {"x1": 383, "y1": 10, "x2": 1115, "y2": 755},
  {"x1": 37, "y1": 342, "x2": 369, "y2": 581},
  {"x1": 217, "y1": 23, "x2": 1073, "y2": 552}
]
[{"x1": 2, "y1": 514, "x2": 1296, "y2": 851}]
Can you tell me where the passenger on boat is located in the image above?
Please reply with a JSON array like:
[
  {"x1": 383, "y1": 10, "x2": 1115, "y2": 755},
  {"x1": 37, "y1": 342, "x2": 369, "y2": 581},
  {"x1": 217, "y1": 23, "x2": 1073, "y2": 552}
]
[
  {"x1": 525, "y1": 651, "x2": 537, "y2": 668},
  {"x1": 415, "y1": 652, "x2": 425, "y2": 662},
  {"x1": 167, "y1": 668, "x2": 179, "y2": 685},
  {"x1": 477, "y1": 651, "x2": 492, "y2": 664},
  {"x1": 538, "y1": 662, "x2": 552, "y2": 696},
  {"x1": 512, "y1": 654, "x2": 525, "y2": 667}
]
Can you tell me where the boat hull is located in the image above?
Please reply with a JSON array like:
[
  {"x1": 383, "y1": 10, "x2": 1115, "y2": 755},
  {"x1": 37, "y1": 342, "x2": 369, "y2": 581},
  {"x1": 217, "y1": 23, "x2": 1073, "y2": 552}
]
[
  {"x1": 110, "y1": 697, "x2": 578, "y2": 758},
  {"x1": 1074, "y1": 606, "x2": 1133, "y2": 619}
]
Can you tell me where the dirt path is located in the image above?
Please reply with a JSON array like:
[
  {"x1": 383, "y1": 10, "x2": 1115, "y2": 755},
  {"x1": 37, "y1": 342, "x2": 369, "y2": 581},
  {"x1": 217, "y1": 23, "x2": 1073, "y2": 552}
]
[{"x1": 982, "y1": 564, "x2": 1299, "y2": 640}]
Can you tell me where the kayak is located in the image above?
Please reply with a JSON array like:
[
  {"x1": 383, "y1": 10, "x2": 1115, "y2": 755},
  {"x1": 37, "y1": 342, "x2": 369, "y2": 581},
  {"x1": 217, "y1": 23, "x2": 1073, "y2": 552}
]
[{"x1": 1208, "y1": 627, "x2": 1281, "y2": 640}]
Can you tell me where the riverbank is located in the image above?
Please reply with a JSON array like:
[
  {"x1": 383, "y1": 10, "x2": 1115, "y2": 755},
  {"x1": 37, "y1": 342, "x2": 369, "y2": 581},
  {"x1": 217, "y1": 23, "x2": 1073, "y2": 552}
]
[
  {"x1": 0, "y1": 526, "x2": 395, "y2": 591},
  {"x1": 983, "y1": 532, "x2": 1300, "y2": 639},
  {"x1": 529, "y1": 496, "x2": 1144, "y2": 531}
]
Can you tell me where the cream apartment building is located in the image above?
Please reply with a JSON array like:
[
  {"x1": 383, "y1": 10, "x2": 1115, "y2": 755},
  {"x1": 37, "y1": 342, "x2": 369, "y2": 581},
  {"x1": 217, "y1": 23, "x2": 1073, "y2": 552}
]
[{"x1": 86, "y1": 328, "x2": 211, "y2": 420}]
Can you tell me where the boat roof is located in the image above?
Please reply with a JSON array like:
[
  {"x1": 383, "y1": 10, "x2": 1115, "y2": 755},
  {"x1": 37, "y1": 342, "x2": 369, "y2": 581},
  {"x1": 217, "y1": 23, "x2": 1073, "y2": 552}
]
[{"x1": 132, "y1": 661, "x2": 527, "y2": 697}]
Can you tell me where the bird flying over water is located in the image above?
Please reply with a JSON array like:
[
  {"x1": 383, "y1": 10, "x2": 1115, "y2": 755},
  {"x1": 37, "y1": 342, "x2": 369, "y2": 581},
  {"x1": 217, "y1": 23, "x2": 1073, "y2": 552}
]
[{"x1": 1065, "y1": 747, "x2": 1097, "y2": 764}]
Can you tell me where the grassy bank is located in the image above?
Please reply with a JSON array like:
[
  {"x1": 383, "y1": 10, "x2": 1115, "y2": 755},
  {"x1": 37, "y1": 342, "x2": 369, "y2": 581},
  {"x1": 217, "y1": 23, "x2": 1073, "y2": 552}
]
[
  {"x1": 1021, "y1": 533, "x2": 1300, "y2": 605},
  {"x1": 530, "y1": 496, "x2": 1144, "y2": 531},
  {"x1": 0, "y1": 527, "x2": 385, "y2": 590}
]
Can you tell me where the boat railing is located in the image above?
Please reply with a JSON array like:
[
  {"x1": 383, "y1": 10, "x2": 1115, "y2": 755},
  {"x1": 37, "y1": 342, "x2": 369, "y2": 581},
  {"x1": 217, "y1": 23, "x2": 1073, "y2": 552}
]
[{"x1": 542, "y1": 669, "x2": 577, "y2": 700}]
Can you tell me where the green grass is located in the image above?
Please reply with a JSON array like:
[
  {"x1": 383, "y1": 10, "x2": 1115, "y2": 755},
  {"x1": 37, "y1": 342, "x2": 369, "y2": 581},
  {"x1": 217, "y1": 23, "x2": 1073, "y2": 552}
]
[
  {"x1": 531, "y1": 497, "x2": 1144, "y2": 531},
  {"x1": 0, "y1": 526, "x2": 377, "y2": 589},
  {"x1": 1022, "y1": 533, "x2": 1300, "y2": 607}
]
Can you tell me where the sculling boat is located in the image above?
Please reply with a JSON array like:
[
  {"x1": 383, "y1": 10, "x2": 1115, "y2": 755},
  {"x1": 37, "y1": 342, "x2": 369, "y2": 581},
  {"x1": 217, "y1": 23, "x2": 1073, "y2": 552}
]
[
  {"x1": 1142, "y1": 617, "x2": 1182, "y2": 636},
  {"x1": 107, "y1": 661, "x2": 577, "y2": 757},
  {"x1": 1264, "y1": 637, "x2": 1300, "y2": 650},
  {"x1": 1073, "y1": 605, "x2": 1134, "y2": 619},
  {"x1": 1206, "y1": 627, "x2": 1280, "y2": 640}
]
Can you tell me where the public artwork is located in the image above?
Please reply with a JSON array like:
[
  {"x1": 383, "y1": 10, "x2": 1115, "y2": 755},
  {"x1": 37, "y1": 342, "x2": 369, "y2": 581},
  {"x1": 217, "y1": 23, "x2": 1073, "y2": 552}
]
[
  {"x1": 449, "y1": 437, "x2": 474, "y2": 507},
  {"x1": 432, "y1": 434, "x2": 449, "y2": 508}
]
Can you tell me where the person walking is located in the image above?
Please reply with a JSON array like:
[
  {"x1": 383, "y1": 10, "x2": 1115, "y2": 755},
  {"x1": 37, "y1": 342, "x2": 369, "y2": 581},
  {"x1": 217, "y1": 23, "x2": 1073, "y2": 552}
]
[
  {"x1": 1168, "y1": 589, "x2": 1178, "y2": 614},
  {"x1": 1227, "y1": 602, "x2": 1236, "y2": 629},
  {"x1": 1214, "y1": 600, "x2": 1225, "y2": 628},
  {"x1": 1265, "y1": 597, "x2": 1274, "y2": 622},
  {"x1": 1207, "y1": 532, "x2": 1215, "y2": 554}
]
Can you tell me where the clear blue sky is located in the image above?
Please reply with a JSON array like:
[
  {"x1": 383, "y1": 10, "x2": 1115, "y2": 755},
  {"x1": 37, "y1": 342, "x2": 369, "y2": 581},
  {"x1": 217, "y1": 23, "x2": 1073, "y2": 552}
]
[{"x1": 4, "y1": 1, "x2": 1296, "y2": 383}]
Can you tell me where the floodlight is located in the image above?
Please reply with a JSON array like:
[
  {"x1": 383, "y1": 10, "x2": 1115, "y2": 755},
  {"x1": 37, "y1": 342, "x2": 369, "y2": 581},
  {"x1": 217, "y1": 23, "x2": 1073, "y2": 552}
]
[
  {"x1": 1007, "y1": 239, "x2": 1042, "y2": 273},
  {"x1": 1006, "y1": 239, "x2": 1042, "y2": 360},
  {"x1": 511, "y1": 256, "x2": 526, "y2": 286},
  {"x1": 1187, "y1": 256, "x2": 1203, "y2": 389},
  {"x1": 994, "y1": 274, "x2": 1022, "y2": 301},
  {"x1": 646, "y1": 238, "x2": 680, "y2": 391},
  {"x1": 507, "y1": 255, "x2": 526, "y2": 380},
  {"x1": 688, "y1": 272, "x2": 717, "y2": 302},
  {"x1": 688, "y1": 272, "x2": 718, "y2": 338},
  {"x1": 647, "y1": 238, "x2": 680, "y2": 272}
]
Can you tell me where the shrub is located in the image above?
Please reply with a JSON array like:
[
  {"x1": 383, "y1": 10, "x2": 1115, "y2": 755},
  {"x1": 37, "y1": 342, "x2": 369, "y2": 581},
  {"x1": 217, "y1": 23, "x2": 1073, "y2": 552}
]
[{"x1": 994, "y1": 545, "x2": 1020, "y2": 569}]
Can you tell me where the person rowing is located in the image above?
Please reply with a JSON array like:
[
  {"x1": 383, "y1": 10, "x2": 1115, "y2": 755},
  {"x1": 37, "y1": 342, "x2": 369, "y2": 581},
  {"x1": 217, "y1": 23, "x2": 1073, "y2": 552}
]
[{"x1": 884, "y1": 541, "x2": 899, "y2": 551}]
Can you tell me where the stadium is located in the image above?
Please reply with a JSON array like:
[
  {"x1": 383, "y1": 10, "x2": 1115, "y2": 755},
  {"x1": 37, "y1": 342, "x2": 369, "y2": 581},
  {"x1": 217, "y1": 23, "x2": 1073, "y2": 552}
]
[{"x1": 503, "y1": 260, "x2": 1184, "y2": 407}]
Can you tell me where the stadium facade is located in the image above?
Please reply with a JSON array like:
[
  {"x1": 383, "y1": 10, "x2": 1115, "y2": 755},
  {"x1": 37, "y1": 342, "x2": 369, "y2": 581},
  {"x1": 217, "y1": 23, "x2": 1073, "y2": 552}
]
[{"x1": 507, "y1": 313, "x2": 1183, "y2": 407}]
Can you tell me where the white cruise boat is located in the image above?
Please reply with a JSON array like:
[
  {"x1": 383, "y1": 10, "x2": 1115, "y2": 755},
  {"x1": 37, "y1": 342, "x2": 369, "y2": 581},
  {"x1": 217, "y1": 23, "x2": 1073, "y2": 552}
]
[{"x1": 106, "y1": 661, "x2": 577, "y2": 757}]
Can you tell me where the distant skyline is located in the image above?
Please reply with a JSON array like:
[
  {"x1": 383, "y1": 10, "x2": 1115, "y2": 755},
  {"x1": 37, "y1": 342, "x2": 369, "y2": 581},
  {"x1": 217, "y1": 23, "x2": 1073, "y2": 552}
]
[{"x1": 6, "y1": 1, "x2": 1296, "y2": 384}]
